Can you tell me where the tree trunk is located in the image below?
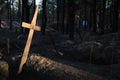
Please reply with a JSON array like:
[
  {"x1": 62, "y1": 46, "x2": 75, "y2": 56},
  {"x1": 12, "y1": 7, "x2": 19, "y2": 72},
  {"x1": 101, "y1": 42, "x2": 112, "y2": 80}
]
[
  {"x1": 88, "y1": 8, "x2": 92, "y2": 31},
  {"x1": 7, "y1": 0, "x2": 9, "y2": 20},
  {"x1": 18, "y1": 0, "x2": 20, "y2": 18},
  {"x1": 111, "y1": 0, "x2": 119, "y2": 32},
  {"x1": 18, "y1": 0, "x2": 22, "y2": 33},
  {"x1": 9, "y1": 0, "x2": 12, "y2": 30},
  {"x1": 0, "y1": 19, "x2": 1, "y2": 28},
  {"x1": 21, "y1": 0, "x2": 32, "y2": 34},
  {"x1": 84, "y1": 0, "x2": 87, "y2": 30},
  {"x1": 61, "y1": 0, "x2": 65, "y2": 33},
  {"x1": 25, "y1": 0, "x2": 31, "y2": 33},
  {"x1": 92, "y1": 0, "x2": 97, "y2": 33},
  {"x1": 57, "y1": 0, "x2": 61, "y2": 31},
  {"x1": 41, "y1": 0, "x2": 47, "y2": 35},
  {"x1": 67, "y1": 0, "x2": 75, "y2": 40},
  {"x1": 33, "y1": 0, "x2": 36, "y2": 12},
  {"x1": 20, "y1": 0, "x2": 25, "y2": 33},
  {"x1": 99, "y1": 0, "x2": 106, "y2": 34}
]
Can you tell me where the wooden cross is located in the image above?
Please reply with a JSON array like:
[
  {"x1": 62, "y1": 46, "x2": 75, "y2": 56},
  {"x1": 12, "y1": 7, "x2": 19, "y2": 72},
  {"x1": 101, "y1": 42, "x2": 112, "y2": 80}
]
[{"x1": 18, "y1": 6, "x2": 41, "y2": 74}]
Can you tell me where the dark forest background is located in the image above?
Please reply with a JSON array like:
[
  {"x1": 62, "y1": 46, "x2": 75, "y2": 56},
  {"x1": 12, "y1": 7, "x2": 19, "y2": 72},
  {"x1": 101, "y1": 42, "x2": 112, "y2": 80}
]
[
  {"x1": 0, "y1": 0, "x2": 120, "y2": 80},
  {"x1": 0, "y1": 0, "x2": 120, "y2": 40}
]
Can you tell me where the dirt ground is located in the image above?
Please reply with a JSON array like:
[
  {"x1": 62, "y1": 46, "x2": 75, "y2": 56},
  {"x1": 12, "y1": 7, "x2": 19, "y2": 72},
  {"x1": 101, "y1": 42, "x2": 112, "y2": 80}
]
[{"x1": 0, "y1": 23, "x2": 120, "y2": 80}]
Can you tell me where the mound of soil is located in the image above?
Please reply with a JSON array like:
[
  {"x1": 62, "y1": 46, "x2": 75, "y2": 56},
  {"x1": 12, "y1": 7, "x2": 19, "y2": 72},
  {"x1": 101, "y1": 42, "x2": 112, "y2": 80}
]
[{"x1": 0, "y1": 27, "x2": 120, "y2": 80}]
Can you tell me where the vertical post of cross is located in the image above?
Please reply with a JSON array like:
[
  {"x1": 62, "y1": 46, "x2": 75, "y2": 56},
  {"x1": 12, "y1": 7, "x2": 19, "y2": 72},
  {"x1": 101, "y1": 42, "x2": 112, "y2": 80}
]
[{"x1": 18, "y1": 6, "x2": 41, "y2": 74}]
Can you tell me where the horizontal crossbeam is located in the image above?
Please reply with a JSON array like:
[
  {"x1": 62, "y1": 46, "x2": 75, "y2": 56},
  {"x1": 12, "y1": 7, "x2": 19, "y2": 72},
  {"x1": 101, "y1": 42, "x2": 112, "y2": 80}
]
[{"x1": 22, "y1": 22, "x2": 41, "y2": 31}]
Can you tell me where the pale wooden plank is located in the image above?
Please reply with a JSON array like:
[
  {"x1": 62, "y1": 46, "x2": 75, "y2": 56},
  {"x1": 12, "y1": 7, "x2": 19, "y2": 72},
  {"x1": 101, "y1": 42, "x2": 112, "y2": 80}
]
[
  {"x1": 31, "y1": 6, "x2": 39, "y2": 25},
  {"x1": 18, "y1": 29, "x2": 34, "y2": 74},
  {"x1": 18, "y1": 5, "x2": 40, "y2": 74},
  {"x1": 22, "y1": 22, "x2": 41, "y2": 31}
]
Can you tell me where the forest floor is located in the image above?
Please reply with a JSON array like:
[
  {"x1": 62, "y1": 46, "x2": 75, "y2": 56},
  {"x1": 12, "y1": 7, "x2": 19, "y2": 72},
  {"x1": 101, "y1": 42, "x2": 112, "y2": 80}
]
[{"x1": 0, "y1": 21, "x2": 120, "y2": 80}]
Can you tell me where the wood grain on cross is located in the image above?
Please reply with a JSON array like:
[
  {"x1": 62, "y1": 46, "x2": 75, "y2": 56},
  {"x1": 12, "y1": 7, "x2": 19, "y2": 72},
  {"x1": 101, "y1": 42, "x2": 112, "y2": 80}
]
[{"x1": 18, "y1": 6, "x2": 41, "y2": 74}]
